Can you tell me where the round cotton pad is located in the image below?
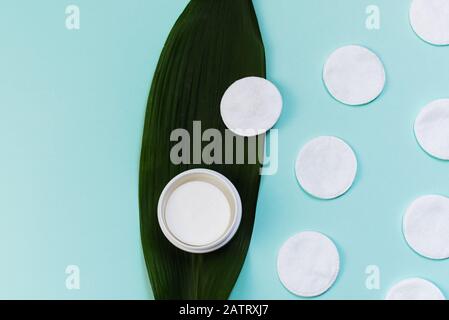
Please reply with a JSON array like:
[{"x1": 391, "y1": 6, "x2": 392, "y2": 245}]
[
  {"x1": 277, "y1": 232, "x2": 340, "y2": 297},
  {"x1": 414, "y1": 99, "x2": 449, "y2": 160},
  {"x1": 220, "y1": 77, "x2": 283, "y2": 137},
  {"x1": 165, "y1": 180, "x2": 231, "y2": 247},
  {"x1": 386, "y1": 278, "x2": 445, "y2": 300},
  {"x1": 403, "y1": 195, "x2": 449, "y2": 259},
  {"x1": 410, "y1": 0, "x2": 449, "y2": 46},
  {"x1": 323, "y1": 45, "x2": 385, "y2": 106},
  {"x1": 295, "y1": 136, "x2": 357, "y2": 200}
]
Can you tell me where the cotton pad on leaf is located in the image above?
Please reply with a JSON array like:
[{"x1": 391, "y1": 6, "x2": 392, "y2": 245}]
[
  {"x1": 386, "y1": 278, "x2": 445, "y2": 300},
  {"x1": 165, "y1": 181, "x2": 232, "y2": 247},
  {"x1": 403, "y1": 195, "x2": 449, "y2": 260},
  {"x1": 323, "y1": 45, "x2": 385, "y2": 106},
  {"x1": 220, "y1": 77, "x2": 282, "y2": 137},
  {"x1": 277, "y1": 232, "x2": 340, "y2": 297},
  {"x1": 295, "y1": 136, "x2": 357, "y2": 200},
  {"x1": 414, "y1": 99, "x2": 449, "y2": 160},
  {"x1": 410, "y1": 0, "x2": 449, "y2": 46}
]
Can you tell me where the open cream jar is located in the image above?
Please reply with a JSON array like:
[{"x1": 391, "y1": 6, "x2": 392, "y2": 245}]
[{"x1": 158, "y1": 169, "x2": 242, "y2": 253}]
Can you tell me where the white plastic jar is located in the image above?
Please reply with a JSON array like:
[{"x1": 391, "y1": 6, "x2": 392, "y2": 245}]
[{"x1": 158, "y1": 169, "x2": 242, "y2": 253}]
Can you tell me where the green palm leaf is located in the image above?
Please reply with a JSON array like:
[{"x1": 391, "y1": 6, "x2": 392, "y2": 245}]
[{"x1": 139, "y1": 0, "x2": 266, "y2": 299}]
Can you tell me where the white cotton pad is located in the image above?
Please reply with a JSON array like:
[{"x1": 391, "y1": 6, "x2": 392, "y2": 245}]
[
  {"x1": 295, "y1": 136, "x2": 357, "y2": 200},
  {"x1": 414, "y1": 99, "x2": 449, "y2": 160},
  {"x1": 410, "y1": 0, "x2": 449, "y2": 46},
  {"x1": 277, "y1": 232, "x2": 340, "y2": 297},
  {"x1": 220, "y1": 77, "x2": 283, "y2": 137},
  {"x1": 403, "y1": 195, "x2": 449, "y2": 260},
  {"x1": 323, "y1": 45, "x2": 386, "y2": 106},
  {"x1": 386, "y1": 278, "x2": 445, "y2": 300},
  {"x1": 165, "y1": 180, "x2": 231, "y2": 247}
]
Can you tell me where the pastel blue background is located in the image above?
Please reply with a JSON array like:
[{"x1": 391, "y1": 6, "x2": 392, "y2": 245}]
[{"x1": 1, "y1": 0, "x2": 448, "y2": 299}]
